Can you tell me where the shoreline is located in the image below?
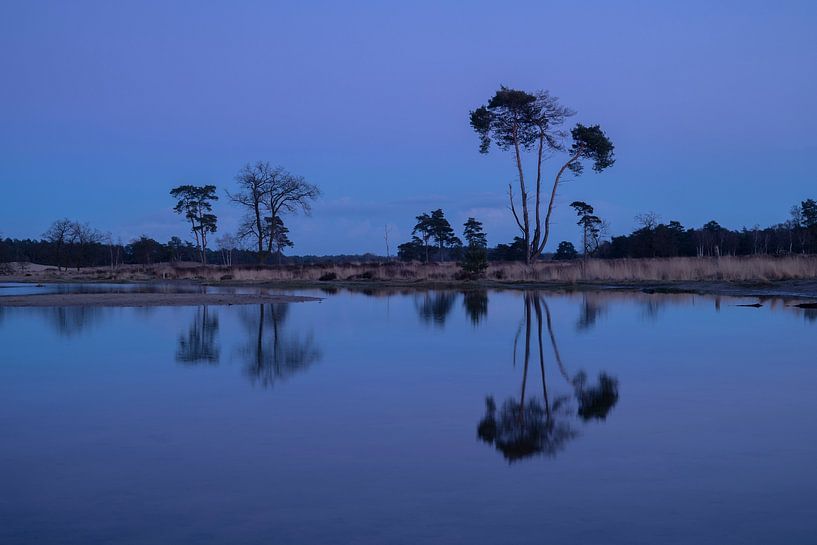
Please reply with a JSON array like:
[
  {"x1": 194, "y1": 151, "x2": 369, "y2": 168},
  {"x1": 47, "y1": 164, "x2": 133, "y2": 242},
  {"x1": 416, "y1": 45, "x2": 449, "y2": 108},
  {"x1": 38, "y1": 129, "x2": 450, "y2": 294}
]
[
  {"x1": 0, "y1": 292, "x2": 321, "y2": 308},
  {"x1": 3, "y1": 277, "x2": 817, "y2": 303},
  {"x1": 250, "y1": 279, "x2": 817, "y2": 301}
]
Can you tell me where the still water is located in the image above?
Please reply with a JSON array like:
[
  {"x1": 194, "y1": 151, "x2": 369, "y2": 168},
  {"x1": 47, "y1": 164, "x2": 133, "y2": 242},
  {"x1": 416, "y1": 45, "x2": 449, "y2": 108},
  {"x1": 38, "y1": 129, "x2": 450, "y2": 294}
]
[{"x1": 1, "y1": 286, "x2": 816, "y2": 544}]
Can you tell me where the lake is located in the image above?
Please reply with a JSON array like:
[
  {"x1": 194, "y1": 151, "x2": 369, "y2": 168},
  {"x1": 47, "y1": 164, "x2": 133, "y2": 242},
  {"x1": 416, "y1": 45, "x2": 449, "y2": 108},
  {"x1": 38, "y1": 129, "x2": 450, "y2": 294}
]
[{"x1": 1, "y1": 285, "x2": 816, "y2": 544}]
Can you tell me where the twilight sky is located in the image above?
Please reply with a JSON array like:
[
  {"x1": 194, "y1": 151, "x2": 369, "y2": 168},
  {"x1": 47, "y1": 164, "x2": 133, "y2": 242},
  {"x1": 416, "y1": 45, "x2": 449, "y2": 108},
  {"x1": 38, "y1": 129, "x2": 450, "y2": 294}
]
[{"x1": 1, "y1": 0, "x2": 816, "y2": 255}]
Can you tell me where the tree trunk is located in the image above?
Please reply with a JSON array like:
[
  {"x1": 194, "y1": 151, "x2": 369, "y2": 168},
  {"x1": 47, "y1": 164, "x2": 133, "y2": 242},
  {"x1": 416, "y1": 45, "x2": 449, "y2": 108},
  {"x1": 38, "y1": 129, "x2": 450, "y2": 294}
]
[
  {"x1": 535, "y1": 151, "x2": 581, "y2": 259},
  {"x1": 254, "y1": 200, "x2": 264, "y2": 264},
  {"x1": 531, "y1": 135, "x2": 545, "y2": 256},
  {"x1": 512, "y1": 130, "x2": 531, "y2": 265}
]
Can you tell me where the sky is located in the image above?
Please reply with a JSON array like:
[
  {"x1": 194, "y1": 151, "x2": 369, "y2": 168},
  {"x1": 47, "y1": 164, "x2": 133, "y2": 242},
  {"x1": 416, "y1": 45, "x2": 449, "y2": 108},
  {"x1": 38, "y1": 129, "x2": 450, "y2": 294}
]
[{"x1": 1, "y1": 0, "x2": 816, "y2": 255}]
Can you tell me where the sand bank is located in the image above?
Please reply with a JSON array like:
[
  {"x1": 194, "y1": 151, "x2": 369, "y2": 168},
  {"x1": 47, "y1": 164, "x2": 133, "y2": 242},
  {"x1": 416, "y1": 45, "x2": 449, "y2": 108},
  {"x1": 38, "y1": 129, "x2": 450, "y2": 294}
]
[{"x1": 0, "y1": 292, "x2": 320, "y2": 308}]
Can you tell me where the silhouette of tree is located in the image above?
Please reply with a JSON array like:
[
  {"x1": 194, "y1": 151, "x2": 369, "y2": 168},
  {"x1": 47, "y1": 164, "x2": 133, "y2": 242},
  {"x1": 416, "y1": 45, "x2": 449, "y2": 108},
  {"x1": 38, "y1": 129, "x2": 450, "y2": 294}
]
[
  {"x1": 43, "y1": 218, "x2": 73, "y2": 271},
  {"x1": 397, "y1": 236, "x2": 426, "y2": 262},
  {"x1": 570, "y1": 201, "x2": 603, "y2": 257},
  {"x1": 470, "y1": 87, "x2": 614, "y2": 263},
  {"x1": 412, "y1": 213, "x2": 434, "y2": 263},
  {"x1": 228, "y1": 162, "x2": 318, "y2": 263},
  {"x1": 68, "y1": 221, "x2": 103, "y2": 270},
  {"x1": 463, "y1": 217, "x2": 487, "y2": 247},
  {"x1": 460, "y1": 217, "x2": 488, "y2": 277},
  {"x1": 170, "y1": 184, "x2": 218, "y2": 264},
  {"x1": 489, "y1": 236, "x2": 527, "y2": 261},
  {"x1": 268, "y1": 216, "x2": 294, "y2": 264},
  {"x1": 127, "y1": 235, "x2": 166, "y2": 265},
  {"x1": 553, "y1": 241, "x2": 578, "y2": 260}
]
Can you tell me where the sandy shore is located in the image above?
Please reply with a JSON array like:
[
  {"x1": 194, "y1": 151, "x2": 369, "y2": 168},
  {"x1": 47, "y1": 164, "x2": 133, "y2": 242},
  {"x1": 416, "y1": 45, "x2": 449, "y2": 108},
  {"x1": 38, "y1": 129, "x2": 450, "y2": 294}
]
[{"x1": 0, "y1": 292, "x2": 321, "y2": 308}]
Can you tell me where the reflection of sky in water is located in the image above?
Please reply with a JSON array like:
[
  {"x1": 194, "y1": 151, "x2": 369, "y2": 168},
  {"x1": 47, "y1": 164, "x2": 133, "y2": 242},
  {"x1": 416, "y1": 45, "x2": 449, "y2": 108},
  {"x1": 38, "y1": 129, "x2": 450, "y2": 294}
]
[{"x1": 1, "y1": 288, "x2": 816, "y2": 544}]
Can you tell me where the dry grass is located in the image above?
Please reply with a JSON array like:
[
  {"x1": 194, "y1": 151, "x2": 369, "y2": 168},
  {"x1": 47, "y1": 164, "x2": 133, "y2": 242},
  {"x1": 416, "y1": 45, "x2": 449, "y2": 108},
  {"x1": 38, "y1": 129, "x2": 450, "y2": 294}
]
[
  {"x1": 504, "y1": 256, "x2": 817, "y2": 283},
  {"x1": 5, "y1": 256, "x2": 817, "y2": 284}
]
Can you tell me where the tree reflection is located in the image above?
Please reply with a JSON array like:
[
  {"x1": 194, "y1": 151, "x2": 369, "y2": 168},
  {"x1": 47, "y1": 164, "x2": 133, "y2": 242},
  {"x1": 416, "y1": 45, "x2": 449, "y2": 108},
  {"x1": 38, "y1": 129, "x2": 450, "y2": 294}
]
[
  {"x1": 576, "y1": 294, "x2": 607, "y2": 331},
  {"x1": 462, "y1": 290, "x2": 488, "y2": 325},
  {"x1": 415, "y1": 291, "x2": 457, "y2": 326},
  {"x1": 641, "y1": 297, "x2": 666, "y2": 321},
  {"x1": 572, "y1": 371, "x2": 619, "y2": 421},
  {"x1": 238, "y1": 303, "x2": 321, "y2": 388},
  {"x1": 39, "y1": 306, "x2": 109, "y2": 337},
  {"x1": 477, "y1": 396, "x2": 575, "y2": 461},
  {"x1": 478, "y1": 293, "x2": 577, "y2": 462},
  {"x1": 176, "y1": 306, "x2": 220, "y2": 364},
  {"x1": 478, "y1": 292, "x2": 619, "y2": 462},
  {"x1": 544, "y1": 299, "x2": 619, "y2": 420}
]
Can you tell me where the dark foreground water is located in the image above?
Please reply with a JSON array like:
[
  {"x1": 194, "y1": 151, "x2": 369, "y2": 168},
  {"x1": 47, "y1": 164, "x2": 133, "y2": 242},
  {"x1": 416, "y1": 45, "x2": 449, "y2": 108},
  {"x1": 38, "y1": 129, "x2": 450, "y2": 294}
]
[{"x1": 1, "y1": 286, "x2": 816, "y2": 544}]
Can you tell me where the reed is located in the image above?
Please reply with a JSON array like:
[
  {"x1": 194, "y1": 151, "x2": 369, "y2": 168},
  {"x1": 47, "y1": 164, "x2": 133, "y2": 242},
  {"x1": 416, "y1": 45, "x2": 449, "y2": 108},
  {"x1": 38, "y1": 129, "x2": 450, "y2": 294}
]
[{"x1": 12, "y1": 255, "x2": 817, "y2": 284}]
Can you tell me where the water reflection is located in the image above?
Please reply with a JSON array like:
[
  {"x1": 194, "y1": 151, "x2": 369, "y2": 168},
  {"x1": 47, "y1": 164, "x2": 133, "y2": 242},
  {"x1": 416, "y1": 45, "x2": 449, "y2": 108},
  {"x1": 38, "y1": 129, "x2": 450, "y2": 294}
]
[
  {"x1": 176, "y1": 306, "x2": 220, "y2": 364},
  {"x1": 414, "y1": 292, "x2": 457, "y2": 327},
  {"x1": 572, "y1": 371, "x2": 619, "y2": 421},
  {"x1": 576, "y1": 294, "x2": 607, "y2": 331},
  {"x1": 462, "y1": 290, "x2": 488, "y2": 325},
  {"x1": 237, "y1": 304, "x2": 322, "y2": 388},
  {"x1": 45, "y1": 306, "x2": 110, "y2": 337},
  {"x1": 478, "y1": 292, "x2": 619, "y2": 463}
]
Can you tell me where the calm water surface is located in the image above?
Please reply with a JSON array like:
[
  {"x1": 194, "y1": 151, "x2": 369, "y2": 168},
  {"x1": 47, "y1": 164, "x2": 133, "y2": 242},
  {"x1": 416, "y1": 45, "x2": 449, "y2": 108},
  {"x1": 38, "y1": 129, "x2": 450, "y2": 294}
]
[{"x1": 1, "y1": 286, "x2": 816, "y2": 544}]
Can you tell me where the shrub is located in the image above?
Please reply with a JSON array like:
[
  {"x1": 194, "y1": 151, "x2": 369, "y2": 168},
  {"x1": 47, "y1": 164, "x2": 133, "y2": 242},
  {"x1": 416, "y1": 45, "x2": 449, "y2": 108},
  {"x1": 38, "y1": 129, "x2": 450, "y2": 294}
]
[
  {"x1": 346, "y1": 271, "x2": 374, "y2": 280},
  {"x1": 460, "y1": 245, "x2": 488, "y2": 278},
  {"x1": 553, "y1": 241, "x2": 579, "y2": 260}
]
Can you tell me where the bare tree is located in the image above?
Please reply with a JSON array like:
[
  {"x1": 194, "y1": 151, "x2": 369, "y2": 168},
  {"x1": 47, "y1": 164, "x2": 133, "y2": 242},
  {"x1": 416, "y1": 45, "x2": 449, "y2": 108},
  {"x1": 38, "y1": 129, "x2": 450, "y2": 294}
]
[
  {"x1": 43, "y1": 218, "x2": 73, "y2": 271},
  {"x1": 228, "y1": 162, "x2": 319, "y2": 263},
  {"x1": 68, "y1": 221, "x2": 102, "y2": 270},
  {"x1": 262, "y1": 169, "x2": 319, "y2": 258},
  {"x1": 228, "y1": 162, "x2": 274, "y2": 262},
  {"x1": 635, "y1": 211, "x2": 660, "y2": 231},
  {"x1": 216, "y1": 233, "x2": 237, "y2": 266},
  {"x1": 105, "y1": 232, "x2": 122, "y2": 272},
  {"x1": 384, "y1": 224, "x2": 393, "y2": 259}
]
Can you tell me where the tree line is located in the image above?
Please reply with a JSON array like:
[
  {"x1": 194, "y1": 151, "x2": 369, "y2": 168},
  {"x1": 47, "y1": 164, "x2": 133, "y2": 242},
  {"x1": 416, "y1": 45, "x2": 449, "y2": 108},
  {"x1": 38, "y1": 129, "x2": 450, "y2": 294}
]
[
  {"x1": 4, "y1": 84, "x2": 816, "y2": 270},
  {"x1": 598, "y1": 199, "x2": 817, "y2": 258},
  {"x1": 0, "y1": 161, "x2": 320, "y2": 269},
  {"x1": 394, "y1": 198, "x2": 817, "y2": 269},
  {"x1": 396, "y1": 210, "x2": 489, "y2": 276},
  {"x1": 5, "y1": 193, "x2": 815, "y2": 270}
]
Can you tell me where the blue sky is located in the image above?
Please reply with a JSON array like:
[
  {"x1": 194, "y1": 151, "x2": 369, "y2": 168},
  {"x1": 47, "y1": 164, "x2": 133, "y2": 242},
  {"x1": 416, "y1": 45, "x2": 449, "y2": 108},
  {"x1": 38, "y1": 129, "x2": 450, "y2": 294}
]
[{"x1": 1, "y1": 1, "x2": 816, "y2": 254}]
